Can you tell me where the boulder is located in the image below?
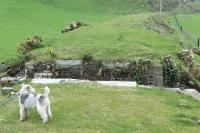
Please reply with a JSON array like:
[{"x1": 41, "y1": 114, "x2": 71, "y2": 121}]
[
  {"x1": 26, "y1": 63, "x2": 34, "y2": 78},
  {"x1": 55, "y1": 60, "x2": 83, "y2": 70},
  {"x1": 180, "y1": 89, "x2": 200, "y2": 102},
  {"x1": 1, "y1": 87, "x2": 14, "y2": 95},
  {"x1": 0, "y1": 77, "x2": 19, "y2": 87},
  {"x1": 102, "y1": 61, "x2": 131, "y2": 80}
]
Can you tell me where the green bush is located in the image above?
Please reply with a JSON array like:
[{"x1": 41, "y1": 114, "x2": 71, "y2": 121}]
[{"x1": 82, "y1": 53, "x2": 93, "y2": 61}]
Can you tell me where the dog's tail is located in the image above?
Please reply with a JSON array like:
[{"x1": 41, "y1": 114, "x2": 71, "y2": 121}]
[{"x1": 44, "y1": 86, "x2": 50, "y2": 96}]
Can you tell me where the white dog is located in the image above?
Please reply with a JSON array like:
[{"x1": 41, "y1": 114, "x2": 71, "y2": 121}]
[{"x1": 18, "y1": 84, "x2": 52, "y2": 123}]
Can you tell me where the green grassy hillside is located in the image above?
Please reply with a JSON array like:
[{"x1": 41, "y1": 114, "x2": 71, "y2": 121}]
[
  {"x1": 1, "y1": 83, "x2": 200, "y2": 132},
  {"x1": 30, "y1": 13, "x2": 183, "y2": 63},
  {"x1": 0, "y1": 0, "x2": 149, "y2": 62}
]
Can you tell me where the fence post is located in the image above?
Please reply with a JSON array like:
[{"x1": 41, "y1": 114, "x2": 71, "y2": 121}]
[{"x1": 198, "y1": 38, "x2": 200, "y2": 47}]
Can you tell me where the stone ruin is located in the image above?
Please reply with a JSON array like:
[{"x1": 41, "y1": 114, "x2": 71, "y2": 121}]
[
  {"x1": 61, "y1": 21, "x2": 87, "y2": 34},
  {"x1": 141, "y1": 66, "x2": 163, "y2": 87},
  {"x1": 25, "y1": 59, "x2": 164, "y2": 87},
  {"x1": 26, "y1": 61, "x2": 54, "y2": 79}
]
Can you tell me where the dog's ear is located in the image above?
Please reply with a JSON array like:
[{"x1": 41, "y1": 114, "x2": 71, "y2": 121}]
[{"x1": 26, "y1": 85, "x2": 32, "y2": 92}]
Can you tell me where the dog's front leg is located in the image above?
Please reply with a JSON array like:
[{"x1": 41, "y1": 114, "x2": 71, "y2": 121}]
[{"x1": 19, "y1": 106, "x2": 27, "y2": 121}]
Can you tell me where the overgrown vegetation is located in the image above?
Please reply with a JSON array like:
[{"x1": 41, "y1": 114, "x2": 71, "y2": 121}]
[{"x1": 17, "y1": 36, "x2": 42, "y2": 54}]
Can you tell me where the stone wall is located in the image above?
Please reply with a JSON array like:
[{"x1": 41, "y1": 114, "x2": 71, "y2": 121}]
[
  {"x1": 54, "y1": 60, "x2": 83, "y2": 79},
  {"x1": 25, "y1": 60, "x2": 164, "y2": 87},
  {"x1": 141, "y1": 67, "x2": 163, "y2": 87}
]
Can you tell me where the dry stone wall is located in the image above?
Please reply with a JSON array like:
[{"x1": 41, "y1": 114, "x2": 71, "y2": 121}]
[{"x1": 25, "y1": 60, "x2": 164, "y2": 87}]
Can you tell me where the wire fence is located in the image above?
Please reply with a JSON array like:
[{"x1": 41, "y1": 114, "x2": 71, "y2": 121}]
[{"x1": 174, "y1": 15, "x2": 200, "y2": 48}]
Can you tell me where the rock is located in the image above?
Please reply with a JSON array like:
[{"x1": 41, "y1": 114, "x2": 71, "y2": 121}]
[
  {"x1": 97, "y1": 81, "x2": 137, "y2": 87},
  {"x1": 26, "y1": 63, "x2": 34, "y2": 78},
  {"x1": 6, "y1": 62, "x2": 24, "y2": 76},
  {"x1": 0, "y1": 77, "x2": 19, "y2": 87},
  {"x1": 0, "y1": 64, "x2": 7, "y2": 73},
  {"x1": 180, "y1": 89, "x2": 200, "y2": 101},
  {"x1": 1, "y1": 87, "x2": 14, "y2": 95},
  {"x1": 180, "y1": 71, "x2": 200, "y2": 92},
  {"x1": 61, "y1": 21, "x2": 87, "y2": 33},
  {"x1": 26, "y1": 62, "x2": 54, "y2": 78},
  {"x1": 102, "y1": 61, "x2": 130, "y2": 70},
  {"x1": 55, "y1": 60, "x2": 83, "y2": 78},
  {"x1": 34, "y1": 72, "x2": 53, "y2": 79},
  {"x1": 162, "y1": 87, "x2": 181, "y2": 92},
  {"x1": 55, "y1": 60, "x2": 83, "y2": 70}
]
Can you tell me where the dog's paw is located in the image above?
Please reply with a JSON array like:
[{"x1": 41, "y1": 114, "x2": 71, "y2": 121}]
[
  {"x1": 19, "y1": 119, "x2": 25, "y2": 122},
  {"x1": 43, "y1": 119, "x2": 48, "y2": 124}
]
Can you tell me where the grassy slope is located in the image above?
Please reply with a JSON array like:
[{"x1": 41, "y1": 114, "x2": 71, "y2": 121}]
[
  {"x1": 0, "y1": 0, "x2": 148, "y2": 62},
  {"x1": 28, "y1": 13, "x2": 182, "y2": 64},
  {"x1": 0, "y1": 83, "x2": 200, "y2": 132},
  {"x1": 0, "y1": 0, "x2": 184, "y2": 64}
]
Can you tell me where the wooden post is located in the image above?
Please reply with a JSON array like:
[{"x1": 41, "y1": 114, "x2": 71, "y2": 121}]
[
  {"x1": 198, "y1": 38, "x2": 200, "y2": 47},
  {"x1": 180, "y1": 26, "x2": 183, "y2": 31}
]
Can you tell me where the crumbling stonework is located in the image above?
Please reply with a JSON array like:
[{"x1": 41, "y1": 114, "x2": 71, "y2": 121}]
[
  {"x1": 54, "y1": 60, "x2": 83, "y2": 79},
  {"x1": 83, "y1": 61, "x2": 102, "y2": 80},
  {"x1": 26, "y1": 62, "x2": 54, "y2": 78},
  {"x1": 25, "y1": 59, "x2": 164, "y2": 87},
  {"x1": 102, "y1": 61, "x2": 131, "y2": 81},
  {"x1": 141, "y1": 67, "x2": 163, "y2": 87}
]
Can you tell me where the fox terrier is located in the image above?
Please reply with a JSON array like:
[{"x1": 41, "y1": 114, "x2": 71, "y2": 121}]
[{"x1": 18, "y1": 84, "x2": 52, "y2": 123}]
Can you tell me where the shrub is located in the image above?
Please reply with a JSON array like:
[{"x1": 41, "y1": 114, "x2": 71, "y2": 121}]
[
  {"x1": 17, "y1": 36, "x2": 42, "y2": 54},
  {"x1": 46, "y1": 47, "x2": 56, "y2": 58},
  {"x1": 82, "y1": 53, "x2": 93, "y2": 61}
]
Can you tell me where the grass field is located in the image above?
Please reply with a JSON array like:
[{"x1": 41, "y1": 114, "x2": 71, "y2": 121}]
[
  {"x1": 177, "y1": 14, "x2": 200, "y2": 36},
  {"x1": 0, "y1": 83, "x2": 200, "y2": 132}
]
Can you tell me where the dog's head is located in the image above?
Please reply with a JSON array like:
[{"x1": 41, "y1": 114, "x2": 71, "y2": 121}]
[{"x1": 20, "y1": 84, "x2": 35, "y2": 94}]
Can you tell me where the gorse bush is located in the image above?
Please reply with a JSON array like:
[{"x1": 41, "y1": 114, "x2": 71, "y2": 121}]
[
  {"x1": 46, "y1": 47, "x2": 56, "y2": 58},
  {"x1": 17, "y1": 36, "x2": 42, "y2": 54}
]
